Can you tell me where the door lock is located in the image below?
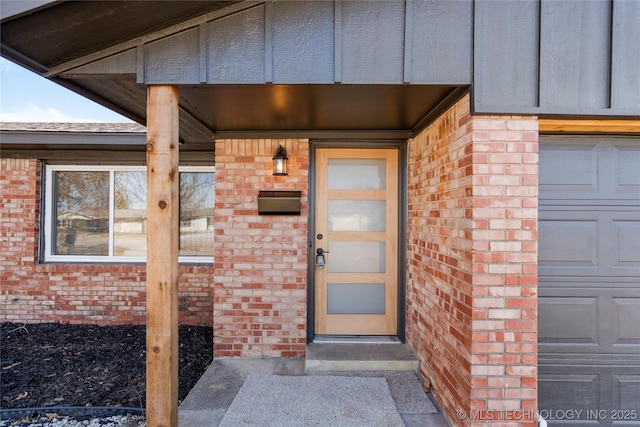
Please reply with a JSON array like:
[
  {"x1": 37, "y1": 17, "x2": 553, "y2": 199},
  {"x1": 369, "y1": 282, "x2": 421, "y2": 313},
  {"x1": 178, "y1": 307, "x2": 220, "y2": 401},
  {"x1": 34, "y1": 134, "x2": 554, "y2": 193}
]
[{"x1": 316, "y1": 248, "x2": 329, "y2": 270}]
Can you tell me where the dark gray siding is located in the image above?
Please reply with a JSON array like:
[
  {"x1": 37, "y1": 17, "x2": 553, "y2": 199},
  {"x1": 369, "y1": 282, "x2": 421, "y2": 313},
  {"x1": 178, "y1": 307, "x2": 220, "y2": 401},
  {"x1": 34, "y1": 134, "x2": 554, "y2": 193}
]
[
  {"x1": 612, "y1": 0, "x2": 640, "y2": 110},
  {"x1": 340, "y1": 1, "x2": 405, "y2": 83},
  {"x1": 409, "y1": 0, "x2": 472, "y2": 84},
  {"x1": 65, "y1": 1, "x2": 473, "y2": 87},
  {"x1": 207, "y1": 5, "x2": 266, "y2": 83},
  {"x1": 272, "y1": 1, "x2": 335, "y2": 84},
  {"x1": 42, "y1": 0, "x2": 639, "y2": 118},
  {"x1": 145, "y1": 28, "x2": 201, "y2": 84},
  {"x1": 474, "y1": 0, "x2": 540, "y2": 109},
  {"x1": 539, "y1": 1, "x2": 611, "y2": 112},
  {"x1": 474, "y1": 0, "x2": 640, "y2": 116}
]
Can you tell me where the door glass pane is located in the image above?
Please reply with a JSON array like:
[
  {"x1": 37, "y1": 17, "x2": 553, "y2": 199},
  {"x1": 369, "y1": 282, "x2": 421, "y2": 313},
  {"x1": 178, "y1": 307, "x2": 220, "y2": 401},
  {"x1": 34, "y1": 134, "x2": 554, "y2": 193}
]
[
  {"x1": 179, "y1": 172, "x2": 215, "y2": 256},
  {"x1": 327, "y1": 283, "x2": 385, "y2": 314},
  {"x1": 328, "y1": 200, "x2": 385, "y2": 231},
  {"x1": 328, "y1": 159, "x2": 386, "y2": 190},
  {"x1": 328, "y1": 242, "x2": 385, "y2": 273},
  {"x1": 114, "y1": 171, "x2": 147, "y2": 257},
  {"x1": 53, "y1": 171, "x2": 109, "y2": 255}
]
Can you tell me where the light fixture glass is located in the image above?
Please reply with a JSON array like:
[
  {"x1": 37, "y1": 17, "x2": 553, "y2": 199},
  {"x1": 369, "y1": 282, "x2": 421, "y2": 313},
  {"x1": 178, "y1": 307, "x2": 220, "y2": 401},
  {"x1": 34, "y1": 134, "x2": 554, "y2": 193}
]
[{"x1": 273, "y1": 145, "x2": 288, "y2": 176}]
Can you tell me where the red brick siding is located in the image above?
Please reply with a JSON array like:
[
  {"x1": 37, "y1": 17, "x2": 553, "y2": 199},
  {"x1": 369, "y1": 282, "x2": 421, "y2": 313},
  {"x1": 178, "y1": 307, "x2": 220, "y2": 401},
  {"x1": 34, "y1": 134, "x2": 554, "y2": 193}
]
[
  {"x1": 0, "y1": 158, "x2": 214, "y2": 326},
  {"x1": 468, "y1": 115, "x2": 539, "y2": 426},
  {"x1": 407, "y1": 97, "x2": 475, "y2": 423},
  {"x1": 407, "y1": 95, "x2": 539, "y2": 426},
  {"x1": 213, "y1": 139, "x2": 308, "y2": 358}
]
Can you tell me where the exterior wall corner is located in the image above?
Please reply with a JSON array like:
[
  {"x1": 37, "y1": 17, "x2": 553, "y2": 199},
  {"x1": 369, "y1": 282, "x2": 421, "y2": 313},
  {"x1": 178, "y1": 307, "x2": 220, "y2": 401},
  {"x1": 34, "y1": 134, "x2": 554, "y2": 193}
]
[{"x1": 407, "y1": 94, "x2": 540, "y2": 426}]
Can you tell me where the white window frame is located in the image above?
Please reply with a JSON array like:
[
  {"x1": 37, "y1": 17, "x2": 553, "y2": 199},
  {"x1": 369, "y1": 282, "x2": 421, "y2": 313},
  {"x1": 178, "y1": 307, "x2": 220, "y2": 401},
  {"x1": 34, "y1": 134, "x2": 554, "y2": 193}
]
[{"x1": 44, "y1": 164, "x2": 214, "y2": 264}]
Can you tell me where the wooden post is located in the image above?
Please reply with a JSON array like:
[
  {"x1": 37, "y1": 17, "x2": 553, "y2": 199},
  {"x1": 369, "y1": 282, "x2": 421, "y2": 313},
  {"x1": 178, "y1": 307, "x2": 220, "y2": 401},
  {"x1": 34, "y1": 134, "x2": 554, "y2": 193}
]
[{"x1": 146, "y1": 85, "x2": 179, "y2": 427}]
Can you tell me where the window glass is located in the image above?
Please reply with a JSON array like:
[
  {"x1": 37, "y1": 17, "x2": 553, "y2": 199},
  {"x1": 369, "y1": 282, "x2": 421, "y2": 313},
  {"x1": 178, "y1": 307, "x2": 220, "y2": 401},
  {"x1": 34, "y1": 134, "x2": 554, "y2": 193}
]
[
  {"x1": 53, "y1": 171, "x2": 109, "y2": 255},
  {"x1": 114, "y1": 171, "x2": 147, "y2": 257},
  {"x1": 179, "y1": 172, "x2": 215, "y2": 256},
  {"x1": 327, "y1": 159, "x2": 386, "y2": 190},
  {"x1": 327, "y1": 241, "x2": 386, "y2": 273},
  {"x1": 327, "y1": 283, "x2": 385, "y2": 314},
  {"x1": 327, "y1": 200, "x2": 386, "y2": 231},
  {"x1": 47, "y1": 167, "x2": 214, "y2": 262}
]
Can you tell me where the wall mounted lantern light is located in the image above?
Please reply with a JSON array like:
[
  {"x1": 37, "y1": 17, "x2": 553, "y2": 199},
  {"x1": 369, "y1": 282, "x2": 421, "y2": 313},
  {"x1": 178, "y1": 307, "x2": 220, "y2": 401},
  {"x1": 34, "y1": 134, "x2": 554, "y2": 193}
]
[{"x1": 273, "y1": 145, "x2": 288, "y2": 176}]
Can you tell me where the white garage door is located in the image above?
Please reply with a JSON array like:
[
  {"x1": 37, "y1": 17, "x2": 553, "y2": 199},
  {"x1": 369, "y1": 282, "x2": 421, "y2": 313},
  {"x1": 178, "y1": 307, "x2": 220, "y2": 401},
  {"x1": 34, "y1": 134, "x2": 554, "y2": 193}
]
[{"x1": 538, "y1": 136, "x2": 640, "y2": 426}]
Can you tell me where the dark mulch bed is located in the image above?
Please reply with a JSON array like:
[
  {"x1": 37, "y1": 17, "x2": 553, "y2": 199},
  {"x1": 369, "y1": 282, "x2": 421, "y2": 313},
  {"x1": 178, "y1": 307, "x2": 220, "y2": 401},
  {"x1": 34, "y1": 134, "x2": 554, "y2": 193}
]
[{"x1": 0, "y1": 323, "x2": 213, "y2": 410}]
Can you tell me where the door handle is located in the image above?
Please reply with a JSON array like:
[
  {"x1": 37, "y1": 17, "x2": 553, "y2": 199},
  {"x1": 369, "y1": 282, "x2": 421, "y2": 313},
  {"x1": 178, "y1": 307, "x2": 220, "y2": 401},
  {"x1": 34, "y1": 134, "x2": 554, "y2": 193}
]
[{"x1": 316, "y1": 248, "x2": 329, "y2": 270}]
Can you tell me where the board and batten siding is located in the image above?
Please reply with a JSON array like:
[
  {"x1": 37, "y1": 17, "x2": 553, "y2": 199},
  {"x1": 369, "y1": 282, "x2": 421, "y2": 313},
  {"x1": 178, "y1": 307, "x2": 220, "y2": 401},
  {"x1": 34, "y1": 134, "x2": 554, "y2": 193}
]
[
  {"x1": 60, "y1": 1, "x2": 473, "y2": 85},
  {"x1": 137, "y1": 1, "x2": 474, "y2": 85},
  {"x1": 56, "y1": 0, "x2": 639, "y2": 117},
  {"x1": 474, "y1": 0, "x2": 640, "y2": 116}
]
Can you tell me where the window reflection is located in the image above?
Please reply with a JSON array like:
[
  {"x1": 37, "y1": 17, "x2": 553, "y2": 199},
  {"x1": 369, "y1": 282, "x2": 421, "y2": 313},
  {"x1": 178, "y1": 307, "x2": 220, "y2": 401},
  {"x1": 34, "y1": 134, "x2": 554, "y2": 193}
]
[
  {"x1": 114, "y1": 171, "x2": 147, "y2": 257},
  {"x1": 53, "y1": 171, "x2": 109, "y2": 255},
  {"x1": 179, "y1": 172, "x2": 215, "y2": 256},
  {"x1": 49, "y1": 168, "x2": 214, "y2": 261}
]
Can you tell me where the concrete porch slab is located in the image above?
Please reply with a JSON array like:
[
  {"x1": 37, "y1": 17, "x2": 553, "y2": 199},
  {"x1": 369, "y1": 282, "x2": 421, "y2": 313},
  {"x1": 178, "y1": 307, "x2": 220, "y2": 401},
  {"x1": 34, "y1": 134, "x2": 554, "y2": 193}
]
[
  {"x1": 179, "y1": 358, "x2": 304, "y2": 427},
  {"x1": 178, "y1": 358, "x2": 450, "y2": 427},
  {"x1": 179, "y1": 343, "x2": 450, "y2": 426},
  {"x1": 304, "y1": 342, "x2": 420, "y2": 372}
]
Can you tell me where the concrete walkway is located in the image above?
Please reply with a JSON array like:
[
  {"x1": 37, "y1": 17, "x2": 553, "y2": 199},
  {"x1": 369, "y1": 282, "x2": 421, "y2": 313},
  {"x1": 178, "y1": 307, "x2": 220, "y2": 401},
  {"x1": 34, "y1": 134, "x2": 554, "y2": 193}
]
[{"x1": 178, "y1": 358, "x2": 451, "y2": 426}]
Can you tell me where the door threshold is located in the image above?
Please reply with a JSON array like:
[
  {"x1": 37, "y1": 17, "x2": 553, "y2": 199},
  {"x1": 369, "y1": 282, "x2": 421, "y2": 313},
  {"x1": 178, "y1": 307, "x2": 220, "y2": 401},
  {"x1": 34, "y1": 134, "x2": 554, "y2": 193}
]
[{"x1": 313, "y1": 335, "x2": 400, "y2": 344}]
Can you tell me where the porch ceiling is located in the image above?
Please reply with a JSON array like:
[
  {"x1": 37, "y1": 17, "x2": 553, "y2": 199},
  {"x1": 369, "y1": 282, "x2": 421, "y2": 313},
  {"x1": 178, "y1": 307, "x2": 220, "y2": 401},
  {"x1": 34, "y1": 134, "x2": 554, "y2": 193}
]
[
  {"x1": 179, "y1": 84, "x2": 457, "y2": 136},
  {"x1": 46, "y1": 76, "x2": 460, "y2": 151}
]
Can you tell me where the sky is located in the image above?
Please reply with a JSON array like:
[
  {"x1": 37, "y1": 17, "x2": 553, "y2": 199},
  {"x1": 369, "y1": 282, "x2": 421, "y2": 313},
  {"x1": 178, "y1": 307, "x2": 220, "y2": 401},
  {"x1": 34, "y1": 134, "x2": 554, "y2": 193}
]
[{"x1": 0, "y1": 57, "x2": 132, "y2": 123}]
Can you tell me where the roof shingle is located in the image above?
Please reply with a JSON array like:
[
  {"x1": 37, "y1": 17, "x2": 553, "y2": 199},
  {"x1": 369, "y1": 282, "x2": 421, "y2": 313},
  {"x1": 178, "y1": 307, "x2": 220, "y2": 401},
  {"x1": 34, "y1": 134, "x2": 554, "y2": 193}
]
[{"x1": 0, "y1": 122, "x2": 146, "y2": 133}]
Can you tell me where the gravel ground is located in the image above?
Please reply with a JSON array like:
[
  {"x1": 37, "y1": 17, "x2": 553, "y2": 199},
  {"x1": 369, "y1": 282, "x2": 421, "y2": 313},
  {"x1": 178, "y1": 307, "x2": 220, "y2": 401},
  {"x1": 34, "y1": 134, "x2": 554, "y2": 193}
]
[{"x1": 0, "y1": 414, "x2": 145, "y2": 427}]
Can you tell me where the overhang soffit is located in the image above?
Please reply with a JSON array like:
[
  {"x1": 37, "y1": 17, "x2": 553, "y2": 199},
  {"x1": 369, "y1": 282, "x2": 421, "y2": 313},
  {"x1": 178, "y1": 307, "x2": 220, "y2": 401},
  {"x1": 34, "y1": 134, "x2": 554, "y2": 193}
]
[
  {"x1": 44, "y1": 1, "x2": 263, "y2": 80},
  {"x1": 2, "y1": 0, "x2": 248, "y2": 72},
  {"x1": 48, "y1": 0, "x2": 473, "y2": 86}
]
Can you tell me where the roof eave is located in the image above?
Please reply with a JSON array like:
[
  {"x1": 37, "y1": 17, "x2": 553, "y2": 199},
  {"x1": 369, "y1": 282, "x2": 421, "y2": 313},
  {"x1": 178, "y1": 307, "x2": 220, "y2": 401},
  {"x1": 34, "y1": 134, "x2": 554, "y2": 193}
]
[{"x1": 0, "y1": 0, "x2": 59, "y2": 23}]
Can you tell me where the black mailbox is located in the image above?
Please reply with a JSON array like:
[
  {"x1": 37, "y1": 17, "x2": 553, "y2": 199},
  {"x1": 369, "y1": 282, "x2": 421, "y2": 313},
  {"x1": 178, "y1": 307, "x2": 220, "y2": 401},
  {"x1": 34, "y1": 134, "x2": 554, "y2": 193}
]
[{"x1": 258, "y1": 190, "x2": 301, "y2": 215}]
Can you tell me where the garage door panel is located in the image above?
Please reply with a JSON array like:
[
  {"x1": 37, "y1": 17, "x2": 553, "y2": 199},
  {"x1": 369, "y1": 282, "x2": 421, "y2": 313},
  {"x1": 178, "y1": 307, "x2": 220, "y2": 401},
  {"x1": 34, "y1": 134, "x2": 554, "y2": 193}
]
[
  {"x1": 539, "y1": 372, "x2": 601, "y2": 412},
  {"x1": 613, "y1": 375, "x2": 640, "y2": 412},
  {"x1": 539, "y1": 296, "x2": 598, "y2": 345},
  {"x1": 615, "y1": 144, "x2": 640, "y2": 190},
  {"x1": 540, "y1": 139, "x2": 640, "y2": 203},
  {"x1": 539, "y1": 365, "x2": 640, "y2": 426},
  {"x1": 615, "y1": 221, "x2": 640, "y2": 268},
  {"x1": 539, "y1": 219, "x2": 598, "y2": 268},
  {"x1": 540, "y1": 288, "x2": 640, "y2": 354},
  {"x1": 540, "y1": 208, "x2": 640, "y2": 277},
  {"x1": 540, "y1": 136, "x2": 640, "y2": 424},
  {"x1": 540, "y1": 143, "x2": 598, "y2": 193},
  {"x1": 614, "y1": 298, "x2": 640, "y2": 346}
]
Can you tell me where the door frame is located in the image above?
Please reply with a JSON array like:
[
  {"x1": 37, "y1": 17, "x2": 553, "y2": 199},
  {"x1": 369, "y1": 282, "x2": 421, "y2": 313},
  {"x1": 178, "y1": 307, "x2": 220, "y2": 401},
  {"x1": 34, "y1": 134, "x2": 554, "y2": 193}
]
[{"x1": 307, "y1": 139, "x2": 407, "y2": 343}]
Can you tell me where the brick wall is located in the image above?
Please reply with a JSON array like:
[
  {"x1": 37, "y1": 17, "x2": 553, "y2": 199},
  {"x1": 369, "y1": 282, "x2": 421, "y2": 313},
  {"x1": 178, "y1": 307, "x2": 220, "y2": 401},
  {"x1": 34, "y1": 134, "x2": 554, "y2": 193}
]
[
  {"x1": 407, "y1": 95, "x2": 539, "y2": 426},
  {"x1": 213, "y1": 139, "x2": 308, "y2": 358},
  {"x1": 0, "y1": 158, "x2": 214, "y2": 326}
]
